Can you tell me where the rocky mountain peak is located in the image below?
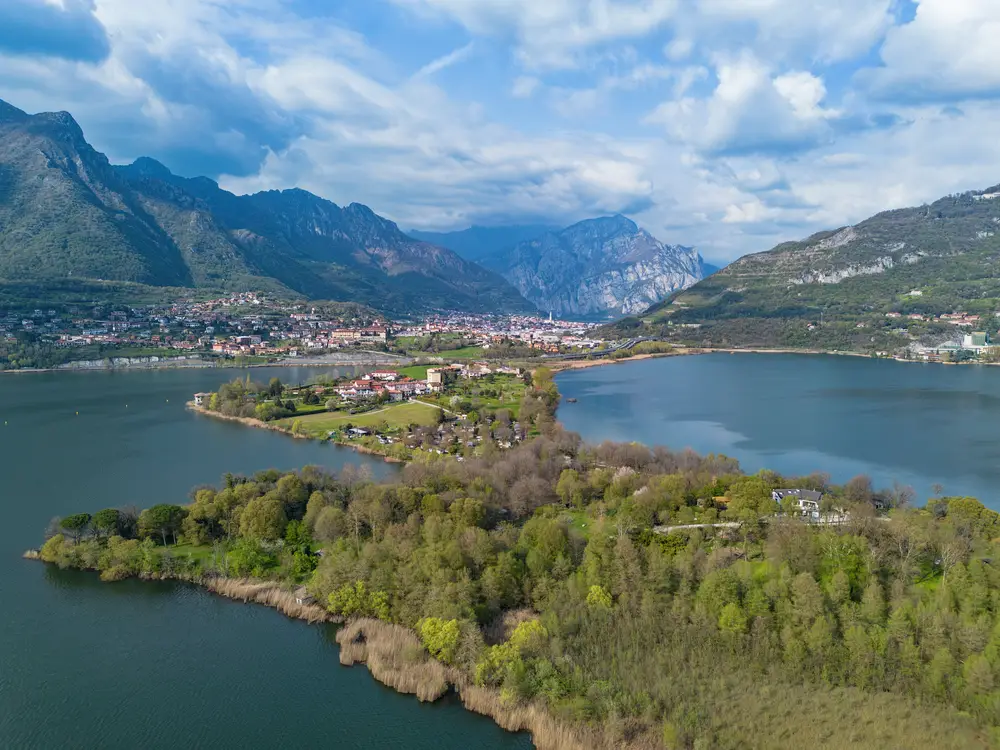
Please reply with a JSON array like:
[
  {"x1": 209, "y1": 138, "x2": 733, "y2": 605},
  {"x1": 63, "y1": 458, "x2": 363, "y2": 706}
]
[
  {"x1": 0, "y1": 99, "x2": 28, "y2": 124},
  {"x1": 125, "y1": 157, "x2": 175, "y2": 179},
  {"x1": 566, "y1": 214, "x2": 639, "y2": 239}
]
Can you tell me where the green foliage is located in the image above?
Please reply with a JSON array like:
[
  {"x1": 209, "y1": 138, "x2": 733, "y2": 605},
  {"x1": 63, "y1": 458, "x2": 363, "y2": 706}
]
[
  {"x1": 59, "y1": 513, "x2": 92, "y2": 541},
  {"x1": 327, "y1": 581, "x2": 391, "y2": 621},
  {"x1": 586, "y1": 584, "x2": 613, "y2": 610},
  {"x1": 417, "y1": 617, "x2": 462, "y2": 664},
  {"x1": 226, "y1": 539, "x2": 277, "y2": 577},
  {"x1": 37, "y1": 425, "x2": 1000, "y2": 748},
  {"x1": 91, "y1": 509, "x2": 123, "y2": 539},
  {"x1": 138, "y1": 504, "x2": 187, "y2": 546}
]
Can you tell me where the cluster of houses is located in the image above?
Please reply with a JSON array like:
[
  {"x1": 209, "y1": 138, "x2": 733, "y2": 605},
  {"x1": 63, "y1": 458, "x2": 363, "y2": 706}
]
[
  {"x1": 333, "y1": 362, "x2": 524, "y2": 402},
  {"x1": 334, "y1": 370, "x2": 432, "y2": 401}
]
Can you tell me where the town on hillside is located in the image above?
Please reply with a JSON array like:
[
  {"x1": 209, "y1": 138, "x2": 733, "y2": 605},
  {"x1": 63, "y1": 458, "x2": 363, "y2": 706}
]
[{"x1": 0, "y1": 292, "x2": 612, "y2": 370}]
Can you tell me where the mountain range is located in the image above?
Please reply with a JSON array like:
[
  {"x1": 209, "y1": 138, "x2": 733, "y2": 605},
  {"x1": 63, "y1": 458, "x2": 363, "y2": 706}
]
[
  {"x1": 622, "y1": 184, "x2": 1000, "y2": 351},
  {"x1": 415, "y1": 217, "x2": 706, "y2": 318},
  {"x1": 0, "y1": 99, "x2": 532, "y2": 315},
  {"x1": 408, "y1": 225, "x2": 559, "y2": 265}
]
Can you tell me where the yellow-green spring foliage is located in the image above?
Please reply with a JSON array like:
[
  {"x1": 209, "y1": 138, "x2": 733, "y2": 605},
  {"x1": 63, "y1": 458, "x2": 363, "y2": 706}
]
[
  {"x1": 417, "y1": 617, "x2": 461, "y2": 664},
  {"x1": 327, "y1": 580, "x2": 390, "y2": 620},
  {"x1": 475, "y1": 619, "x2": 548, "y2": 688}
]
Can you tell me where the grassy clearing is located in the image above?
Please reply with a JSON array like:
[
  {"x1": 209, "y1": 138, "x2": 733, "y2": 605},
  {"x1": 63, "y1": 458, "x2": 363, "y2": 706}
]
[
  {"x1": 419, "y1": 374, "x2": 525, "y2": 417},
  {"x1": 168, "y1": 543, "x2": 214, "y2": 563},
  {"x1": 395, "y1": 364, "x2": 431, "y2": 380},
  {"x1": 561, "y1": 509, "x2": 592, "y2": 538},
  {"x1": 277, "y1": 401, "x2": 439, "y2": 437}
]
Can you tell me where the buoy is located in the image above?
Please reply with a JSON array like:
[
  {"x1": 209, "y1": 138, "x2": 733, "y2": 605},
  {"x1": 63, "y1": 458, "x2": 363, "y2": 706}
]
[{"x1": 75, "y1": 411, "x2": 79, "y2": 415}]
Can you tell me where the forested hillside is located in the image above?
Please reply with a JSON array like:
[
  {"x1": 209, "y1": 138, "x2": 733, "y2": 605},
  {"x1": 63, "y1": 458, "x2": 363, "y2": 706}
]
[
  {"x1": 614, "y1": 186, "x2": 1000, "y2": 351},
  {"x1": 0, "y1": 100, "x2": 532, "y2": 315}
]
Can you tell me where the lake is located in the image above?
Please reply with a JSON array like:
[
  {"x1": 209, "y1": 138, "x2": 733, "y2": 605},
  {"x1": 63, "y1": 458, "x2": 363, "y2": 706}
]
[
  {"x1": 557, "y1": 353, "x2": 1000, "y2": 508},
  {"x1": 0, "y1": 367, "x2": 532, "y2": 750}
]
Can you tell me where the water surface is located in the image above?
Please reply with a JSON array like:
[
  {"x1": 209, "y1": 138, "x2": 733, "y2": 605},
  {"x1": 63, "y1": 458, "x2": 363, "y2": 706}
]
[
  {"x1": 557, "y1": 353, "x2": 1000, "y2": 506},
  {"x1": 0, "y1": 367, "x2": 531, "y2": 749}
]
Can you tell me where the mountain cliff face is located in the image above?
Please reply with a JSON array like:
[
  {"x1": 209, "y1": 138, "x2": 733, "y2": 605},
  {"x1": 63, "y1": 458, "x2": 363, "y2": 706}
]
[
  {"x1": 630, "y1": 185, "x2": 1000, "y2": 350},
  {"x1": 0, "y1": 99, "x2": 532, "y2": 314},
  {"x1": 491, "y1": 216, "x2": 704, "y2": 317}
]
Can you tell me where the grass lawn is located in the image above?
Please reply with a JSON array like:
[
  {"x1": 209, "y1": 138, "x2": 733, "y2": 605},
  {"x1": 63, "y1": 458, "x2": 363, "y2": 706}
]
[
  {"x1": 288, "y1": 402, "x2": 328, "y2": 416},
  {"x1": 562, "y1": 509, "x2": 592, "y2": 538},
  {"x1": 396, "y1": 364, "x2": 431, "y2": 380},
  {"x1": 418, "y1": 374, "x2": 525, "y2": 417},
  {"x1": 278, "y1": 400, "x2": 440, "y2": 437},
  {"x1": 167, "y1": 543, "x2": 214, "y2": 562}
]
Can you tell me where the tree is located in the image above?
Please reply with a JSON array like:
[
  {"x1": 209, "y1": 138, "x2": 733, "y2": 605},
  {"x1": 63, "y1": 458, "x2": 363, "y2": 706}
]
[
  {"x1": 239, "y1": 494, "x2": 287, "y2": 541},
  {"x1": 719, "y1": 602, "x2": 749, "y2": 634},
  {"x1": 418, "y1": 618, "x2": 462, "y2": 664},
  {"x1": 268, "y1": 377, "x2": 284, "y2": 398},
  {"x1": 92, "y1": 508, "x2": 122, "y2": 539},
  {"x1": 138, "y1": 505, "x2": 186, "y2": 546},
  {"x1": 556, "y1": 469, "x2": 586, "y2": 507},
  {"x1": 59, "y1": 513, "x2": 92, "y2": 542}
]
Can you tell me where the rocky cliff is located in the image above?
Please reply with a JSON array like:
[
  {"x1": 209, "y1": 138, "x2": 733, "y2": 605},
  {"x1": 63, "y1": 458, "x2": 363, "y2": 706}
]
[{"x1": 494, "y1": 215, "x2": 704, "y2": 318}]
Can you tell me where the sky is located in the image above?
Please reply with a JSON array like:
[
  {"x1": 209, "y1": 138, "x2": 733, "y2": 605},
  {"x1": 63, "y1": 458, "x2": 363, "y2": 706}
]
[{"x1": 1, "y1": 1, "x2": 999, "y2": 264}]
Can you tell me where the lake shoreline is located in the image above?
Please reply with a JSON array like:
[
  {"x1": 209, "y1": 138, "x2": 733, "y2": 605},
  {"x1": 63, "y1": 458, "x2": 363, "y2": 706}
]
[
  {"x1": 22, "y1": 553, "x2": 338, "y2": 624},
  {"x1": 23, "y1": 547, "x2": 626, "y2": 750},
  {"x1": 187, "y1": 402, "x2": 407, "y2": 463},
  {"x1": 2, "y1": 351, "x2": 409, "y2": 375},
  {"x1": 547, "y1": 345, "x2": 991, "y2": 375}
]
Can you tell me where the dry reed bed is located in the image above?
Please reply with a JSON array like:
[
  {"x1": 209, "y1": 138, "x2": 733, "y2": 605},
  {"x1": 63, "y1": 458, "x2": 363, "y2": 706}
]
[
  {"x1": 335, "y1": 618, "x2": 660, "y2": 750},
  {"x1": 336, "y1": 619, "x2": 449, "y2": 701},
  {"x1": 25, "y1": 549, "x2": 652, "y2": 748},
  {"x1": 201, "y1": 577, "x2": 336, "y2": 624}
]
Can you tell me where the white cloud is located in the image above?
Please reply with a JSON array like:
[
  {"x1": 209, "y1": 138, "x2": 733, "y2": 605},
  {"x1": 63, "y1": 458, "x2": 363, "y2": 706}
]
[
  {"x1": 511, "y1": 75, "x2": 540, "y2": 98},
  {"x1": 414, "y1": 42, "x2": 474, "y2": 79},
  {"x1": 5, "y1": 0, "x2": 1000, "y2": 267},
  {"x1": 392, "y1": 0, "x2": 678, "y2": 68},
  {"x1": 694, "y1": 0, "x2": 895, "y2": 64},
  {"x1": 862, "y1": 0, "x2": 1000, "y2": 101},
  {"x1": 646, "y1": 52, "x2": 836, "y2": 154}
]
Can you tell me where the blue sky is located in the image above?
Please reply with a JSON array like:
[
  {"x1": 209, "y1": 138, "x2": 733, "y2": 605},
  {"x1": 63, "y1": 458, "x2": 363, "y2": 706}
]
[{"x1": 2, "y1": 0, "x2": 999, "y2": 264}]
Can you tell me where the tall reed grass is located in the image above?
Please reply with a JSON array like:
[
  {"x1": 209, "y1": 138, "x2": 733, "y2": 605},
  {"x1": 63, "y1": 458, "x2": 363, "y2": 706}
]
[
  {"x1": 201, "y1": 577, "x2": 335, "y2": 624},
  {"x1": 336, "y1": 618, "x2": 449, "y2": 701}
]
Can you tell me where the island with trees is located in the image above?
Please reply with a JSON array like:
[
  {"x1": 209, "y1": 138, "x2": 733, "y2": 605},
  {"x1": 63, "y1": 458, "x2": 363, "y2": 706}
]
[{"x1": 29, "y1": 365, "x2": 1000, "y2": 749}]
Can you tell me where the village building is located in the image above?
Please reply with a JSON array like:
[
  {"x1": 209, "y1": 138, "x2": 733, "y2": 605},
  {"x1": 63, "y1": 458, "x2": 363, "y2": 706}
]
[{"x1": 772, "y1": 489, "x2": 823, "y2": 519}]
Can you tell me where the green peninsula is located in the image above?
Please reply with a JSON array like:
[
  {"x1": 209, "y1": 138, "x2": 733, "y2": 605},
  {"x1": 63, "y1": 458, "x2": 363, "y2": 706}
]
[{"x1": 33, "y1": 369, "x2": 1000, "y2": 749}]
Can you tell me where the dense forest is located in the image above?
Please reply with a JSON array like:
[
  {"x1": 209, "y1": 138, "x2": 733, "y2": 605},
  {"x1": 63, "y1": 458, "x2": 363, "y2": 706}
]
[{"x1": 35, "y1": 372, "x2": 1000, "y2": 748}]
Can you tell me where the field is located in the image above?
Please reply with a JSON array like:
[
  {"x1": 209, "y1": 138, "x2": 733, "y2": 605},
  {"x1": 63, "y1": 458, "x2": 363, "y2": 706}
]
[
  {"x1": 277, "y1": 401, "x2": 440, "y2": 438},
  {"x1": 417, "y1": 374, "x2": 525, "y2": 417},
  {"x1": 395, "y1": 364, "x2": 431, "y2": 380}
]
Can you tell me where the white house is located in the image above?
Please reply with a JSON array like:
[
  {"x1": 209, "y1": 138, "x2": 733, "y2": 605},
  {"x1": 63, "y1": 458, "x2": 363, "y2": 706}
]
[{"x1": 772, "y1": 489, "x2": 822, "y2": 519}]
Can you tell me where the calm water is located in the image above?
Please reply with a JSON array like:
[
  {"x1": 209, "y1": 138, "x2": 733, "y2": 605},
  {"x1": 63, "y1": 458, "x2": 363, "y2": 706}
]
[
  {"x1": 0, "y1": 367, "x2": 531, "y2": 750},
  {"x1": 557, "y1": 353, "x2": 1000, "y2": 508}
]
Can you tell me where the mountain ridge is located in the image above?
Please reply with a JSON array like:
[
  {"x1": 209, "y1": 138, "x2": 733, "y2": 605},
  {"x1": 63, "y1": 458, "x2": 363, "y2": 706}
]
[
  {"x1": 0, "y1": 99, "x2": 534, "y2": 315},
  {"x1": 623, "y1": 184, "x2": 1000, "y2": 351},
  {"x1": 494, "y1": 215, "x2": 705, "y2": 318},
  {"x1": 415, "y1": 216, "x2": 705, "y2": 318}
]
